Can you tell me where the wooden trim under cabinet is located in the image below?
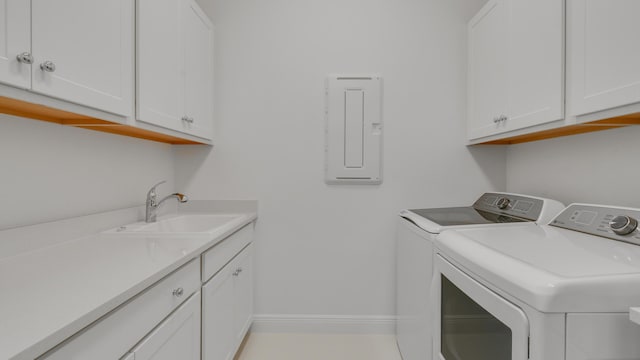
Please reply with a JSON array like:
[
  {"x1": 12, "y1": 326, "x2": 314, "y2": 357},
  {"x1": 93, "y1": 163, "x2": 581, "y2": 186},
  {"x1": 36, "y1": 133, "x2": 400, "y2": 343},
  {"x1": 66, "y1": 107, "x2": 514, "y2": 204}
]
[
  {"x1": 0, "y1": 96, "x2": 205, "y2": 145},
  {"x1": 477, "y1": 113, "x2": 640, "y2": 145}
]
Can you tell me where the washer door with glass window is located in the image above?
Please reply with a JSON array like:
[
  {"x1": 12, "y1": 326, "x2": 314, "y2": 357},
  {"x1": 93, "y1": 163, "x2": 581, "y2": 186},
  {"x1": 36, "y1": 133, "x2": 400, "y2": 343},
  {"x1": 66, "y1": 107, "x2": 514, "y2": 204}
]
[{"x1": 433, "y1": 255, "x2": 529, "y2": 360}]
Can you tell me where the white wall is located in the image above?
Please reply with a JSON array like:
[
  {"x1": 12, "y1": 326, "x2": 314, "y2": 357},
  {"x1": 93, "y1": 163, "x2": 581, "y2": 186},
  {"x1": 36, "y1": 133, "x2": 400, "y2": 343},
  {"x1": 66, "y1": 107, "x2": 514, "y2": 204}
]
[
  {"x1": 0, "y1": 114, "x2": 175, "y2": 230},
  {"x1": 177, "y1": 0, "x2": 505, "y2": 322},
  {"x1": 506, "y1": 126, "x2": 640, "y2": 207}
]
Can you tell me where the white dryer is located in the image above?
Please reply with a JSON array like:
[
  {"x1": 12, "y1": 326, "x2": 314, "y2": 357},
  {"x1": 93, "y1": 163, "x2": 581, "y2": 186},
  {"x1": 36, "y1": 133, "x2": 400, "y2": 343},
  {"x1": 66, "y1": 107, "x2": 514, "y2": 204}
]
[
  {"x1": 396, "y1": 193, "x2": 564, "y2": 360},
  {"x1": 434, "y1": 203, "x2": 640, "y2": 360}
]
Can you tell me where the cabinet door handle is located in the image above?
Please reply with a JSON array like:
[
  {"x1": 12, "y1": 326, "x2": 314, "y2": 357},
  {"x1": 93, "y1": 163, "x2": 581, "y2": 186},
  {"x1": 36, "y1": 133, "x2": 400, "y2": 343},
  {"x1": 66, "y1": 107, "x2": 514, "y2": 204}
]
[
  {"x1": 16, "y1": 52, "x2": 34, "y2": 64},
  {"x1": 494, "y1": 115, "x2": 508, "y2": 124},
  {"x1": 40, "y1": 61, "x2": 56, "y2": 72},
  {"x1": 172, "y1": 287, "x2": 184, "y2": 297}
]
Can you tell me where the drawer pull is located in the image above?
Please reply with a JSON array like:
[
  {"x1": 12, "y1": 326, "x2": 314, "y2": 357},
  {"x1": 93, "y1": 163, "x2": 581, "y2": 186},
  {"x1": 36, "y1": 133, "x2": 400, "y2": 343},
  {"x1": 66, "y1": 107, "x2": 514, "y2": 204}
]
[
  {"x1": 172, "y1": 287, "x2": 184, "y2": 297},
  {"x1": 16, "y1": 52, "x2": 34, "y2": 64},
  {"x1": 40, "y1": 60, "x2": 56, "y2": 72}
]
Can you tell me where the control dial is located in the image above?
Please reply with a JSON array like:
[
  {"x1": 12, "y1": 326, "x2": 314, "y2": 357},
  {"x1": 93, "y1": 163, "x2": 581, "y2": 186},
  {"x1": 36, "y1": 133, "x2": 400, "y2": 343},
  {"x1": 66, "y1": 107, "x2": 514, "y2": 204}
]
[
  {"x1": 609, "y1": 215, "x2": 638, "y2": 235},
  {"x1": 496, "y1": 197, "x2": 511, "y2": 210}
]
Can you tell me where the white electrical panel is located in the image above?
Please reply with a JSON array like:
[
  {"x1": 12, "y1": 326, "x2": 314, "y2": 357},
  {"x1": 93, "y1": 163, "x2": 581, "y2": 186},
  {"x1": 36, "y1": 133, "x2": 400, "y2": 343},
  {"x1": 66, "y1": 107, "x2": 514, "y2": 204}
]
[{"x1": 325, "y1": 75, "x2": 383, "y2": 185}]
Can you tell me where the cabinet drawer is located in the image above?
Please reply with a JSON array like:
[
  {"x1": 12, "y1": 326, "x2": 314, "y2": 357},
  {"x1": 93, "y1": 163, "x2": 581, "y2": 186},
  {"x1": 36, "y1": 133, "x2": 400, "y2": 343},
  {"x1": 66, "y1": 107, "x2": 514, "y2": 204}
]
[
  {"x1": 40, "y1": 259, "x2": 200, "y2": 360},
  {"x1": 202, "y1": 223, "x2": 253, "y2": 282}
]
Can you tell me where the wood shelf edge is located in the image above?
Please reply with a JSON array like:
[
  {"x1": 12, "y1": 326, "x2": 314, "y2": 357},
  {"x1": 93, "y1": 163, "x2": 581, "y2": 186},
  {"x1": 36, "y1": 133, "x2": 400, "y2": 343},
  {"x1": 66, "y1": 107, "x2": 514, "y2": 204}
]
[
  {"x1": 474, "y1": 112, "x2": 640, "y2": 145},
  {"x1": 0, "y1": 96, "x2": 206, "y2": 145}
]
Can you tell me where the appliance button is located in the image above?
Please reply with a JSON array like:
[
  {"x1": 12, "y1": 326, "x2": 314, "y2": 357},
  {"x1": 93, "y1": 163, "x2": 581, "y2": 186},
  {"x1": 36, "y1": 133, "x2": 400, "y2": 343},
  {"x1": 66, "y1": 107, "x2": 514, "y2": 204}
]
[
  {"x1": 609, "y1": 216, "x2": 638, "y2": 236},
  {"x1": 496, "y1": 197, "x2": 511, "y2": 210}
]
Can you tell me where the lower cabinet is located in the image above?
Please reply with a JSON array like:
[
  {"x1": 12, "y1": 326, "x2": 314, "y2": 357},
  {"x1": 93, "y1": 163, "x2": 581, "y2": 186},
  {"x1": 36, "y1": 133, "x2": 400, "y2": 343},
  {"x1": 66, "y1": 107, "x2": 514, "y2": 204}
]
[
  {"x1": 233, "y1": 246, "x2": 253, "y2": 344},
  {"x1": 40, "y1": 259, "x2": 201, "y2": 360},
  {"x1": 122, "y1": 291, "x2": 201, "y2": 360},
  {"x1": 39, "y1": 222, "x2": 255, "y2": 360},
  {"x1": 202, "y1": 244, "x2": 253, "y2": 360}
]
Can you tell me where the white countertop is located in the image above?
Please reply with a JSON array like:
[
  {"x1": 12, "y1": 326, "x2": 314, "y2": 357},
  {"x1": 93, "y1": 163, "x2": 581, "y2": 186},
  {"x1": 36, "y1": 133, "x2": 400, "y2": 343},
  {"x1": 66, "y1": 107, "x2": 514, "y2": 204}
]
[{"x1": 0, "y1": 211, "x2": 256, "y2": 360}]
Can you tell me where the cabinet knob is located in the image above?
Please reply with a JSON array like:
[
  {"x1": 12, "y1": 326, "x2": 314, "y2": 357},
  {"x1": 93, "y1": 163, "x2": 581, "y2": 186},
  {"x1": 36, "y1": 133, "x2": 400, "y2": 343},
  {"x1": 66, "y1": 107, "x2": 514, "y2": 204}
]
[
  {"x1": 172, "y1": 287, "x2": 184, "y2": 297},
  {"x1": 40, "y1": 61, "x2": 56, "y2": 72},
  {"x1": 16, "y1": 52, "x2": 34, "y2": 65}
]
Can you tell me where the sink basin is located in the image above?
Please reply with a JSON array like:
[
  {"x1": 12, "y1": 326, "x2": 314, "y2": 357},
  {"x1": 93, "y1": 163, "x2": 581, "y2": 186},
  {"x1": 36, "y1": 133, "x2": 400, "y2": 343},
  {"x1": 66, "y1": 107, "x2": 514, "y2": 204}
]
[{"x1": 109, "y1": 214, "x2": 243, "y2": 235}]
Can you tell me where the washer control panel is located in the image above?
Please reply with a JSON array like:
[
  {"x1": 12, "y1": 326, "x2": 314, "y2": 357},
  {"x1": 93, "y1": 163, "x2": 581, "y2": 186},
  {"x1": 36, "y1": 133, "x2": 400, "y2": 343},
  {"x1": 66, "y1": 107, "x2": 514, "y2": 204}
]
[
  {"x1": 473, "y1": 193, "x2": 544, "y2": 221},
  {"x1": 551, "y1": 204, "x2": 640, "y2": 245}
]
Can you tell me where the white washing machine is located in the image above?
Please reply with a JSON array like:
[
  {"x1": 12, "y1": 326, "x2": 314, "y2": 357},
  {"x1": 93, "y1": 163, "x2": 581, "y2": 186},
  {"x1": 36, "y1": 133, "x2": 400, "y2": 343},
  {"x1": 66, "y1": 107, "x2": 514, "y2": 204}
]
[
  {"x1": 433, "y1": 203, "x2": 640, "y2": 360},
  {"x1": 396, "y1": 193, "x2": 564, "y2": 360}
]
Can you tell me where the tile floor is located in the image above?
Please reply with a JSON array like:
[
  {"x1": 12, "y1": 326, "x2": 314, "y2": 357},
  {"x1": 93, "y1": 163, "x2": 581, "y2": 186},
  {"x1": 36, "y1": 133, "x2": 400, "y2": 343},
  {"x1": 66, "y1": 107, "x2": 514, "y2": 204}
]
[{"x1": 234, "y1": 333, "x2": 402, "y2": 360}]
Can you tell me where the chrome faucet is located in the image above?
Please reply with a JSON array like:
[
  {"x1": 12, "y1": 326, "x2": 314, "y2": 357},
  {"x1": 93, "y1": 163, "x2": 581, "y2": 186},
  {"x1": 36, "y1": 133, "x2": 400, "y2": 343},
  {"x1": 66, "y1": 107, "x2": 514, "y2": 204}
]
[{"x1": 145, "y1": 181, "x2": 188, "y2": 223}]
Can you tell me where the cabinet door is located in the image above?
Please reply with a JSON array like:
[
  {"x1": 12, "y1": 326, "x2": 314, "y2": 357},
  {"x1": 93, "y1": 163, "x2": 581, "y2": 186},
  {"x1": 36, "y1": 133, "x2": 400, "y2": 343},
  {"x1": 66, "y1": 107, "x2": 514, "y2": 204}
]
[
  {"x1": 137, "y1": 0, "x2": 185, "y2": 131},
  {"x1": 233, "y1": 245, "x2": 253, "y2": 343},
  {"x1": 202, "y1": 261, "x2": 236, "y2": 360},
  {"x1": 183, "y1": 0, "x2": 214, "y2": 139},
  {"x1": 126, "y1": 291, "x2": 201, "y2": 360},
  {"x1": 504, "y1": 0, "x2": 564, "y2": 130},
  {"x1": 0, "y1": 0, "x2": 30, "y2": 89},
  {"x1": 467, "y1": 0, "x2": 508, "y2": 140},
  {"x1": 569, "y1": 0, "x2": 640, "y2": 117},
  {"x1": 31, "y1": 0, "x2": 134, "y2": 117}
]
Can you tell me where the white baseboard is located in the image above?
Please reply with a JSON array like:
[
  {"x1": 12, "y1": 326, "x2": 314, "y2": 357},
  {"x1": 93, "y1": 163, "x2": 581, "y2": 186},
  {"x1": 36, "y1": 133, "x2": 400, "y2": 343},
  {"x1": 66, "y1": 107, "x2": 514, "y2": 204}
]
[{"x1": 251, "y1": 314, "x2": 397, "y2": 334}]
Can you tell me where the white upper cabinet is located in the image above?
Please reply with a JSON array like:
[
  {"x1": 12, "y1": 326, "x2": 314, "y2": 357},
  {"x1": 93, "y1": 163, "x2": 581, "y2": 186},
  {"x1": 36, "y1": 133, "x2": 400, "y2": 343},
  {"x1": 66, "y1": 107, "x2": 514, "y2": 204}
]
[
  {"x1": 30, "y1": 0, "x2": 133, "y2": 117},
  {"x1": 137, "y1": 0, "x2": 184, "y2": 131},
  {"x1": 137, "y1": 0, "x2": 213, "y2": 140},
  {"x1": 0, "y1": 0, "x2": 31, "y2": 89},
  {"x1": 183, "y1": 0, "x2": 214, "y2": 138},
  {"x1": 0, "y1": 0, "x2": 133, "y2": 116},
  {"x1": 568, "y1": 0, "x2": 640, "y2": 117},
  {"x1": 468, "y1": 0, "x2": 508, "y2": 140},
  {"x1": 506, "y1": 0, "x2": 564, "y2": 128},
  {"x1": 468, "y1": 0, "x2": 564, "y2": 140}
]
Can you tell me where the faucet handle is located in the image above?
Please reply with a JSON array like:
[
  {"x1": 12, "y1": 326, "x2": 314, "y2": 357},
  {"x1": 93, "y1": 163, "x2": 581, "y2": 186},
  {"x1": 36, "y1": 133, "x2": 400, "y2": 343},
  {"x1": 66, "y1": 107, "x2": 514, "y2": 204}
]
[{"x1": 147, "y1": 180, "x2": 167, "y2": 201}]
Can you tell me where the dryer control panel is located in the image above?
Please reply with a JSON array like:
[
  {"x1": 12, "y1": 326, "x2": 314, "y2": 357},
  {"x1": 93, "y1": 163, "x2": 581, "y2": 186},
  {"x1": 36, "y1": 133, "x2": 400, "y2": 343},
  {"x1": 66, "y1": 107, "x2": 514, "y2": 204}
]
[
  {"x1": 472, "y1": 193, "x2": 545, "y2": 221},
  {"x1": 551, "y1": 204, "x2": 640, "y2": 246}
]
